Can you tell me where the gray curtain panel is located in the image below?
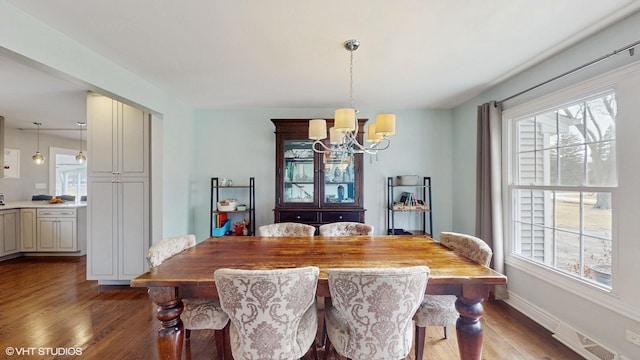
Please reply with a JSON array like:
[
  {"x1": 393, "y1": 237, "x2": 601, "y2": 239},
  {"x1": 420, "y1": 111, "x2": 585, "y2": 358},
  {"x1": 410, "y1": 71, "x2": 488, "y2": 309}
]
[{"x1": 476, "y1": 101, "x2": 508, "y2": 299}]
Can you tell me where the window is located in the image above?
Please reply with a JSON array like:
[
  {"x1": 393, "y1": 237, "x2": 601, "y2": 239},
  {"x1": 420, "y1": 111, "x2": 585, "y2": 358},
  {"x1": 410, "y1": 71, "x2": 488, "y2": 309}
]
[
  {"x1": 507, "y1": 91, "x2": 616, "y2": 288},
  {"x1": 48, "y1": 147, "x2": 87, "y2": 200}
]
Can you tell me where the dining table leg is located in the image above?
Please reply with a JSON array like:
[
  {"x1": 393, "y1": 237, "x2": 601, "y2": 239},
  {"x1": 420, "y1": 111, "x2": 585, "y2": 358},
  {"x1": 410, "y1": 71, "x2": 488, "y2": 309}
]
[
  {"x1": 454, "y1": 284, "x2": 490, "y2": 360},
  {"x1": 148, "y1": 287, "x2": 184, "y2": 360}
]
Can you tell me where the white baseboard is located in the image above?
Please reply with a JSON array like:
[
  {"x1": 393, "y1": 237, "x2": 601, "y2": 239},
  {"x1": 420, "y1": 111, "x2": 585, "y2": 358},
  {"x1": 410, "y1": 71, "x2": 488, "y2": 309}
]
[{"x1": 502, "y1": 291, "x2": 623, "y2": 360}]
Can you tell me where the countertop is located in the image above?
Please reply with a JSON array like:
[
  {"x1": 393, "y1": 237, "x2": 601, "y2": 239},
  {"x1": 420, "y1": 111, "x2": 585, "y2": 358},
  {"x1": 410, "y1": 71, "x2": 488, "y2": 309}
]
[{"x1": 0, "y1": 201, "x2": 87, "y2": 210}]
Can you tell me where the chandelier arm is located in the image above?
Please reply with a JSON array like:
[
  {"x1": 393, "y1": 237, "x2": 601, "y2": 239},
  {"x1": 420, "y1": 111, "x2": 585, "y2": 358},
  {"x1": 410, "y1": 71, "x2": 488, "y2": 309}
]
[{"x1": 311, "y1": 140, "x2": 334, "y2": 154}]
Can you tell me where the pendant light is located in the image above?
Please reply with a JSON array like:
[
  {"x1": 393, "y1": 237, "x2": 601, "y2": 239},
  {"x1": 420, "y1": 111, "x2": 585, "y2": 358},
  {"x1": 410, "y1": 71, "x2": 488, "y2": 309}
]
[
  {"x1": 32, "y1": 122, "x2": 45, "y2": 165},
  {"x1": 75, "y1": 122, "x2": 86, "y2": 164}
]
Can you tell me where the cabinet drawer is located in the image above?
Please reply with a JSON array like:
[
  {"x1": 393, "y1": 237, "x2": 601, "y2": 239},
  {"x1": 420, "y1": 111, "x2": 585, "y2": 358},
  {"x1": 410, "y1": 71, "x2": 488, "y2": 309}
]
[
  {"x1": 321, "y1": 212, "x2": 360, "y2": 223},
  {"x1": 37, "y1": 208, "x2": 77, "y2": 218},
  {"x1": 277, "y1": 211, "x2": 318, "y2": 223}
]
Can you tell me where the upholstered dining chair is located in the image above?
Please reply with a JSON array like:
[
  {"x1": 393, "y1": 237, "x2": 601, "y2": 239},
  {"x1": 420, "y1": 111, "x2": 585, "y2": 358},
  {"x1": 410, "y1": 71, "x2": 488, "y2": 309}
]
[
  {"x1": 318, "y1": 222, "x2": 374, "y2": 236},
  {"x1": 257, "y1": 222, "x2": 316, "y2": 237},
  {"x1": 316, "y1": 221, "x2": 375, "y2": 348},
  {"x1": 146, "y1": 234, "x2": 229, "y2": 359},
  {"x1": 324, "y1": 266, "x2": 430, "y2": 360},
  {"x1": 413, "y1": 231, "x2": 493, "y2": 360},
  {"x1": 214, "y1": 266, "x2": 320, "y2": 360}
]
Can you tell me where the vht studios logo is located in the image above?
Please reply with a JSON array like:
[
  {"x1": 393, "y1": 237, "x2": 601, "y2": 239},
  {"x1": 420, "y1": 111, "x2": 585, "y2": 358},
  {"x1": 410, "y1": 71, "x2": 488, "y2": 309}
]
[{"x1": 5, "y1": 347, "x2": 83, "y2": 356}]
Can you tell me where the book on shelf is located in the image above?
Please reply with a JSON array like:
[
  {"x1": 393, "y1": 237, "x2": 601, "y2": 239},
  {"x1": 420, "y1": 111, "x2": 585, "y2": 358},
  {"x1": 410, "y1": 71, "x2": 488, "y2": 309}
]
[{"x1": 214, "y1": 212, "x2": 228, "y2": 228}]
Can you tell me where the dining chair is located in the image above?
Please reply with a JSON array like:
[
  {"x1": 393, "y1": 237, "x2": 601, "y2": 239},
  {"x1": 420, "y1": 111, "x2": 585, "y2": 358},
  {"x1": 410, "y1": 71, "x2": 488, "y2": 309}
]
[
  {"x1": 147, "y1": 234, "x2": 229, "y2": 359},
  {"x1": 316, "y1": 221, "x2": 375, "y2": 348},
  {"x1": 257, "y1": 222, "x2": 316, "y2": 237},
  {"x1": 413, "y1": 231, "x2": 493, "y2": 360},
  {"x1": 324, "y1": 266, "x2": 429, "y2": 360},
  {"x1": 318, "y1": 222, "x2": 374, "y2": 236},
  {"x1": 214, "y1": 266, "x2": 320, "y2": 360}
]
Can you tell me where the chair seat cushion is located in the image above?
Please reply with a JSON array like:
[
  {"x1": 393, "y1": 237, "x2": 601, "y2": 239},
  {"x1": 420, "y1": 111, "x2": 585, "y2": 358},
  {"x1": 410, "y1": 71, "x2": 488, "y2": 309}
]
[
  {"x1": 413, "y1": 295, "x2": 458, "y2": 327},
  {"x1": 181, "y1": 298, "x2": 229, "y2": 330}
]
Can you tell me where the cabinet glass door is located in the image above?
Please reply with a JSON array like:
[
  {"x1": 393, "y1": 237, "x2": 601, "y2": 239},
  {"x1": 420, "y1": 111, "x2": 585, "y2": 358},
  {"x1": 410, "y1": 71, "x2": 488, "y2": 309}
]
[
  {"x1": 283, "y1": 140, "x2": 315, "y2": 203},
  {"x1": 322, "y1": 151, "x2": 356, "y2": 204}
]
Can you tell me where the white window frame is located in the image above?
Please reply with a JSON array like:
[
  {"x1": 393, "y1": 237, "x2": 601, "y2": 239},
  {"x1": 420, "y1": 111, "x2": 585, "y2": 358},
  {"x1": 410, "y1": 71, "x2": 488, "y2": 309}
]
[{"x1": 502, "y1": 64, "x2": 634, "y2": 303}]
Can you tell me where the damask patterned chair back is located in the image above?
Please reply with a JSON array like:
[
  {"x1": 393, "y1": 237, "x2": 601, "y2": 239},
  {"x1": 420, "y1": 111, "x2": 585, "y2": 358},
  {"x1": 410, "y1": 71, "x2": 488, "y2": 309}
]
[
  {"x1": 214, "y1": 266, "x2": 320, "y2": 360},
  {"x1": 324, "y1": 266, "x2": 429, "y2": 360},
  {"x1": 413, "y1": 232, "x2": 493, "y2": 360},
  {"x1": 257, "y1": 222, "x2": 316, "y2": 237},
  {"x1": 147, "y1": 235, "x2": 229, "y2": 358},
  {"x1": 440, "y1": 231, "x2": 493, "y2": 266},
  {"x1": 146, "y1": 234, "x2": 196, "y2": 268},
  {"x1": 318, "y1": 222, "x2": 374, "y2": 236}
]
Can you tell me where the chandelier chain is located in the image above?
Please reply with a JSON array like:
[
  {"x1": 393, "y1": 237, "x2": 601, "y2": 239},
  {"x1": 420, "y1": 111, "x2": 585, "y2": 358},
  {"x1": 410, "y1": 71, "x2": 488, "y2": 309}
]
[{"x1": 349, "y1": 47, "x2": 354, "y2": 110}]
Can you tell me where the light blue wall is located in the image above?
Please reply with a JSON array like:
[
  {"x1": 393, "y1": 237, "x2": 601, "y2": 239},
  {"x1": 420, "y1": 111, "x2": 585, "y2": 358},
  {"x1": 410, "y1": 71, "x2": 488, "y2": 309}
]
[
  {"x1": 191, "y1": 108, "x2": 453, "y2": 241},
  {"x1": 451, "y1": 11, "x2": 640, "y2": 359}
]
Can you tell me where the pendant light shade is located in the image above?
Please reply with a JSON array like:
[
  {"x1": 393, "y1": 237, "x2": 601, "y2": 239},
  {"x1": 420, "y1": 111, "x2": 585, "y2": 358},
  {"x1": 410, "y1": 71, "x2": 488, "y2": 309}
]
[
  {"x1": 32, "y1": 122, "x2": 45, "y2": 165},
  {"x1": 76, "y1": 122, "x2": 86, "y2": 164}
]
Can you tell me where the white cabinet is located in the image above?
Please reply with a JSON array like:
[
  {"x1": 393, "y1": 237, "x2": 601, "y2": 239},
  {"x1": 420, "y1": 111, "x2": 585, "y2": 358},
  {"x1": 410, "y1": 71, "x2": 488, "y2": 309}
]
[
  {"x1": 0, "y1": 209, "x2": 19, "y2": 256},
  {"x1": 20, "y1": 209, "x2": 36, "y2": 251},
  {"x1": 36, "y1": 209, "x2": 77, "y2": 252},
  {"x1": 87, "y1": 93, "x2": 149, "y2": 178},
  {"x1": 87, "y1": 93, "x2": 150, "y2": 281}
]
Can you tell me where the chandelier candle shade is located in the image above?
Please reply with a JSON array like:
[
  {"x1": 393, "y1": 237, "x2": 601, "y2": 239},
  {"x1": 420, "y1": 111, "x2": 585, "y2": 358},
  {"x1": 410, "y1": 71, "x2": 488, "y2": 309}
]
[
  {"x1": 308, "y1": 39, "x2": 396, "y2": 155},
  {"x1": 32, "y1": 122, "x2": 45, "y2": 165}
]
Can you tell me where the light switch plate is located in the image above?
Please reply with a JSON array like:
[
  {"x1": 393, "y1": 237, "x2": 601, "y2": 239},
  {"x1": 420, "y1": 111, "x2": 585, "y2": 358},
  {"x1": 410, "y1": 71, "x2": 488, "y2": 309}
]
[{"x1": 34, "y1": 183, "x2": 47, "y2": 189}]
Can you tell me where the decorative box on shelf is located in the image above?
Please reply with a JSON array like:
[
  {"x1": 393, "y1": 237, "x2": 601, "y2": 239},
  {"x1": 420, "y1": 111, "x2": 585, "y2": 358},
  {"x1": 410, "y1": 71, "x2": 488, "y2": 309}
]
[{"x1": 212, "y1": 220, "x2": 231, "y2": 236}]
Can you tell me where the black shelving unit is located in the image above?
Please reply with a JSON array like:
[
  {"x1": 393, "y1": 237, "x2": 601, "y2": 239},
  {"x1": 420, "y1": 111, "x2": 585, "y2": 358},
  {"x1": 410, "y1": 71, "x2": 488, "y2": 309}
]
[
  {"x1": 387, "y1": 176, "x2": 432, "y2": 236},
  {"x1": 210, "y1": 177, "x2": 255, "y2": 236}
]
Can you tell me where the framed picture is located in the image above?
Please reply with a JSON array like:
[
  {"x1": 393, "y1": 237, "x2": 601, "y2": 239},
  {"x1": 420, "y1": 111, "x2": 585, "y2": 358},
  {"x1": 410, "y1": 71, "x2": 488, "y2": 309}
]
[{"x1": 3, "y1": 148, "x2": 20, "y2": 178}]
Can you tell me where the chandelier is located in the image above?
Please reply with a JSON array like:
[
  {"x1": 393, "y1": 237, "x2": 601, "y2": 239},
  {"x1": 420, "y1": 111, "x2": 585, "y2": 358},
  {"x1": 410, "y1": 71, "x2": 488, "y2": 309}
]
[{"x1": 308, "y1": 39, "x2": 395, "y2": 155}]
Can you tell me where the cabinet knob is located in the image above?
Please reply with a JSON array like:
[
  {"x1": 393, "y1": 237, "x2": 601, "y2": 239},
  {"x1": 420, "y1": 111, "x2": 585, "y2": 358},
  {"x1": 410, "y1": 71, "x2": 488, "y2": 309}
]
[
  {"x1": 338, "y1": 215, "x2": 343, "y2": 220},
  {"x1": 296, "y1": 215, "x2": 301, "y2": 220}
]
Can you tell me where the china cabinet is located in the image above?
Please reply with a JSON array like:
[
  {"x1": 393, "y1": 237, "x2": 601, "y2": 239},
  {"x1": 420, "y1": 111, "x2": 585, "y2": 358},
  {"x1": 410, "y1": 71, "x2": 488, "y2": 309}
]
[{"x1": 272, "y1": 119, "x2": 365, "y2": 229}]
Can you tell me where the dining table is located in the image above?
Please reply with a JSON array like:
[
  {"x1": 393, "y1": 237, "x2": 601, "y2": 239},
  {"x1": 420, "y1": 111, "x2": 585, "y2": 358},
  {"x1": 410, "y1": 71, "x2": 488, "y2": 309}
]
[{"x1": 130, "y1": 235, "x2": 507, "y2": 360}]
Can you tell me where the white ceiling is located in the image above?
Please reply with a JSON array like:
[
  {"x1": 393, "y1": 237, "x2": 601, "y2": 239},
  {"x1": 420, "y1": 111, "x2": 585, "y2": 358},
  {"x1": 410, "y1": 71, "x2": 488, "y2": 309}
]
[{"x1": 2, "y1": 0, "x2": 640, "y2": 134}]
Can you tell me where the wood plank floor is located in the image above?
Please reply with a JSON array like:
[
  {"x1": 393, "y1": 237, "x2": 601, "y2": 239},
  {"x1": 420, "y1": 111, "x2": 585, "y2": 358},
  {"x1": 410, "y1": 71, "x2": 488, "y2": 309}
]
[{"x1": 0, "y1": 256, "x2": 583, "y2": 359}]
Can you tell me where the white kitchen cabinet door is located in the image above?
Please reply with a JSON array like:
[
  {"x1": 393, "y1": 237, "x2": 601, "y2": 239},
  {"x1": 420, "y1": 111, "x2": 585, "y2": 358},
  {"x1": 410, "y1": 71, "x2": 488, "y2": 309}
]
[
  {"x1": 36, "y1": 218, "x2": 56, "y2": 251},
  {"x1": 87, "y1": 94, "x2": 149, "y2": 179},
  {"x1": 20, "y1": 209, "x2": 36, "y2": 251},
  {"x1": 118, "y1": 179, "x2": 149, "y2": 279},
  {"x1": 57, "y1": 218, "x2": 77, "y2": 251},
  {"x1": 87, "y1": 177, "x2": 149, "y2": 280},
  {"x1": 87, "y1": 178, "x2": 117, "y2": 279},
  {"x1": 1, "y1": 210, "x2": 19, "y2": 255}
]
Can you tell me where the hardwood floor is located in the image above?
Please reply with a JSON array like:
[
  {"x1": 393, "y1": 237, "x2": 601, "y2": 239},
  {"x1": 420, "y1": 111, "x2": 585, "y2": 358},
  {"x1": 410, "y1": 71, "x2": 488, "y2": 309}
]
[{"x1": 0, "y1": 256, "x2": 583, "y2": 359}]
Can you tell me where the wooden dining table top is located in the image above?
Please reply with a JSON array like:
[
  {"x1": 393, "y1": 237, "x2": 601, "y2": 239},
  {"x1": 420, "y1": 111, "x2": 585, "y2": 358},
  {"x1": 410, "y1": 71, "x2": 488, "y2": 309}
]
[{"x1": 130, "y1": 235, "x2": 507, "y2": 296}]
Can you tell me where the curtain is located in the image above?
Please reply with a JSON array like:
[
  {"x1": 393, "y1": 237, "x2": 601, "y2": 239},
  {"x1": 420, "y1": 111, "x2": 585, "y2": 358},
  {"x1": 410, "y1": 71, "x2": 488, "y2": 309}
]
[{"x1": 476, "y1": 101, "x2": 508, "y2": 299}]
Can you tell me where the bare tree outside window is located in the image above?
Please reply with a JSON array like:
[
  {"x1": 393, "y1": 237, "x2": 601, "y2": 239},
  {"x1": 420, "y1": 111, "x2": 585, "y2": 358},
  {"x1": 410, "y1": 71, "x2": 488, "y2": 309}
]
[{"x1": 510, "y1": 91, "x2": 615, "y2": 288}]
